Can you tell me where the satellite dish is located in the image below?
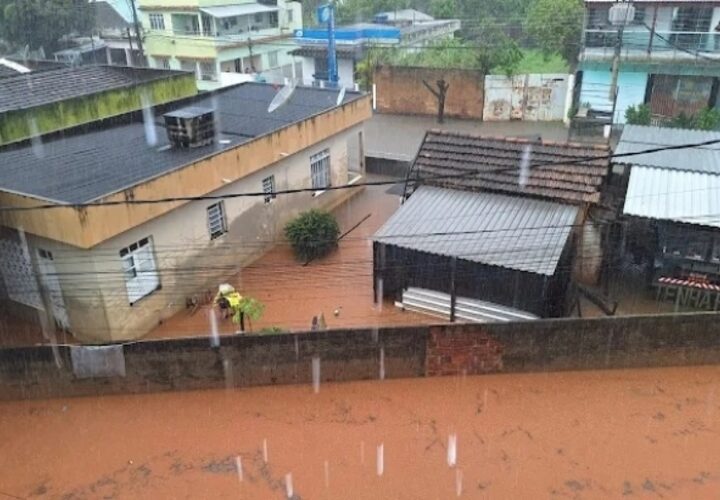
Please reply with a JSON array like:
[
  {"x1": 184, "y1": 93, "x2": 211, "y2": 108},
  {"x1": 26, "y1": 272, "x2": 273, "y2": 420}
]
[
  {"x1": 268, "y1": 79, "x2": 297, "y2": 113},
  {"x1": 336, "y1": 86, "x2": 346, "y2": 106}
]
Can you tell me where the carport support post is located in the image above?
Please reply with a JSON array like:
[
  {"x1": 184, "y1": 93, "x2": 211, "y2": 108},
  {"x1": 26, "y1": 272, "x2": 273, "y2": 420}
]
[{"x1": 450, "y1": 256, "x2": 457, "y2": 322}]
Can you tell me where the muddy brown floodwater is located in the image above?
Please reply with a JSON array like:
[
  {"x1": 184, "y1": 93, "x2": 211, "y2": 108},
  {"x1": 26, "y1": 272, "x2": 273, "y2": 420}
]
[{"x1": 1, "y1": 366, "x2": 720, "y2": 499}]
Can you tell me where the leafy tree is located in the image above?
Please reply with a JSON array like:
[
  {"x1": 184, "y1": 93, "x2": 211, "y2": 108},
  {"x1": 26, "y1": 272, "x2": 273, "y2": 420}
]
[
  {"x1": 470, "y1": 20, "x2": 523, "y2": 75},
  {"x1": 337, "y1": 0, "x2": 413, "y2": 24},
  {"x1": 355, "y1": 45, "x2": 390, "y2": 90},
  {"x1": 625, "y1": 104, "x2": 651, "y2": 125},
  {"x1": 385, "y1": 36, "x2": 521, "y2": 76},
  {"x1": 0, "y1": 0, "x2": 94, "y2": 53},
  {"x1": 429, "y1": 0, "x2": 456, "y2": 19},
  {"x1": 525, "y1": 0, "x2": 583, "y2": 65},
  {"x1": 284, "y1": 209, "x2": 340, "y2": 262},
  {"x1": 692, "y1": 107, "x2": 720, "y2": 131}
]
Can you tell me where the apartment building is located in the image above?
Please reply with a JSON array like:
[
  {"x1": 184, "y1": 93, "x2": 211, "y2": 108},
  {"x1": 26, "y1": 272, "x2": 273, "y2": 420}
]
[
  {"x1": 139, "y1": 0, "x2": 303, "y2": 90},
  {"x1": 577, "y1": 0, "x2": 720, "y2": 123}
]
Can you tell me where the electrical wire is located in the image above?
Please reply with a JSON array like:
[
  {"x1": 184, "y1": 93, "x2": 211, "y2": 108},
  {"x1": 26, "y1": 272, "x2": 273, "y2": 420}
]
[{"x1": 4, "y1": 136, "x2": 720, "y2": 212}]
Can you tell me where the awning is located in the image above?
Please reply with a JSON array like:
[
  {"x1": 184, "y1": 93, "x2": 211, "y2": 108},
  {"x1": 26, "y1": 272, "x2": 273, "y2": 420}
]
[
  {"x1": 373, "y1": 186, "x2": 579, "y2": 276},
  {"x1": 623, "y1": 166, "x2": 720, "y2": 228},
  {"x1": 200, "y1": 4, "x2": 278, "y2": 18}
]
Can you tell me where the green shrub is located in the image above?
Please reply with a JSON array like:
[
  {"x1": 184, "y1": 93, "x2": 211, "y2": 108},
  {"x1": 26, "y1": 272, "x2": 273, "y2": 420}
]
[
  {"x1": 692, "y1": 107, "x2": 720, "y2": 131},
  {"x1": 259, "y1": 326, "x2": 285, "y2": 334},
  {"x1": 284, "y1": 209, "x2": 340, "y2": 262},
  {"x1": 625, "y1": 104, "x2": 651, "y2": 125}
]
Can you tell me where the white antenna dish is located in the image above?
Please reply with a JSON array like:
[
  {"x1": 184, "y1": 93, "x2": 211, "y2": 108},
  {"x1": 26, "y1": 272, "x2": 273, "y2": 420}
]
[
  {"x1": 336, "y1": 86, "x2": 346, "y2": 106},
  {"x1": 268, "y1": 80, "x2": 297, "y2": 113}
]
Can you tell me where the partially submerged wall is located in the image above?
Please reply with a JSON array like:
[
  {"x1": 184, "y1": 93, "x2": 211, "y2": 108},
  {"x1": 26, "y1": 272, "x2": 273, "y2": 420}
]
[
  {"x1": 374, "y1": 65, "x2": 485, "y2": 119},
  {"x1": 3, "y1": 313, "x2": 720, "y2": 400}
]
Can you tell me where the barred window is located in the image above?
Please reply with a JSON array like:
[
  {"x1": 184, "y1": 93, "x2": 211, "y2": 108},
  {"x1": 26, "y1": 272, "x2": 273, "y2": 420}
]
[
  {"x1": 207, "y1": 201, "x2": 227, "y2": 239},
  {"x1": 310, "y1": 149, "x2": 331, "y2": 190}
]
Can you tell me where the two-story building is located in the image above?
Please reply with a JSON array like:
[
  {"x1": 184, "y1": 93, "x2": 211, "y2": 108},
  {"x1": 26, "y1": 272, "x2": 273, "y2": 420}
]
[
  {"x1": 578, "y1": 0, "x2": 720, "y2": 124},
  {"x1": 139, "y1": 0, "x2": 303, "y2": 90},
  {"x1": 292, "y1": 12, "x2": 461, "y2": 89}
]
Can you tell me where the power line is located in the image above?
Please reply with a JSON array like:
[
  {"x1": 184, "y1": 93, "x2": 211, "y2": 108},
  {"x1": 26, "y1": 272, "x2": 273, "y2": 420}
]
[{"x1": 4, "y1": 136, "x2": 720, "y2": 213}]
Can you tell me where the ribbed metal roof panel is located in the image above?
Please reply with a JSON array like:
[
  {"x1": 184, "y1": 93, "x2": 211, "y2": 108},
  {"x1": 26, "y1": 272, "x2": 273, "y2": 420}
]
[
  {"x1": 623, "y1": 166, "x2": 720, "y2": 228},
  {"x1": 373, "y1": 186, "x2": 579, "y2": 276},
  {"x1": 616, "y1": 125, "x2": 720, "y2": 174}
]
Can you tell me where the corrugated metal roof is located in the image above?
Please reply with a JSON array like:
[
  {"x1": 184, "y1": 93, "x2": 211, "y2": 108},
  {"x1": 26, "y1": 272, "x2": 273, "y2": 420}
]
[
  {"x1": 373, "y1": 186, "x2": 579, "y2": 276},
  {"x1": 623, "y1": 166, "x2": 720, "y2": 228},
  {"x1": 616, "y1": 125, "x2": 720, "y2": 174}
]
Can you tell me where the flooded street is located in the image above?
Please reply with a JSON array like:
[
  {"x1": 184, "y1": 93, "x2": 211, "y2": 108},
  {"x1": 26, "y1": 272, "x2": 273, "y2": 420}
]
[{"x1": 1, "y1": 365, "x2": 720, "y2": 499}]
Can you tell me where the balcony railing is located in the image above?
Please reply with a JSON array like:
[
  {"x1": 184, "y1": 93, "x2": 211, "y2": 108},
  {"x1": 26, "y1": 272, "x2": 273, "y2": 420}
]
[
  {"x1": 159, "y1": 27, "x2": 282, "y2": 42},
  {"x1": 583, "y1": 29, "x2": 720, "y2": 61}
]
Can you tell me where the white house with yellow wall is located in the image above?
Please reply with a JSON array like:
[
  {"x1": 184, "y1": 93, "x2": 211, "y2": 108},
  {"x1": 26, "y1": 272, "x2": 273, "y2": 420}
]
[
  {"x1": 139, "y1": 0, "x2": 303, "y2": 90},
  {"x1": 0, "y1": 83, "x2": 370, "y2": 342}
]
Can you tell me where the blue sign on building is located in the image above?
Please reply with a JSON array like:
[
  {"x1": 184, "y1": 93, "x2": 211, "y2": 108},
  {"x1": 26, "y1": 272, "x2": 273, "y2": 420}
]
[{"x1": 317, "y1": 4, "x2": 331, "y2": 23}]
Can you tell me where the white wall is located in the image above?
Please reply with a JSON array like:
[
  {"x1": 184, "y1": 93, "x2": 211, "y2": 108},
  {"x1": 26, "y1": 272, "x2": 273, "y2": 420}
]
[
  {"x1": 300, "y1": 56, "x2": 316, "y2": 85},
  {"x1": 338, "y1": 59, "x2": 355, "y2": 89},
  {"x1": 82, "y1": 124, "x2": 364, "y2": 341}
]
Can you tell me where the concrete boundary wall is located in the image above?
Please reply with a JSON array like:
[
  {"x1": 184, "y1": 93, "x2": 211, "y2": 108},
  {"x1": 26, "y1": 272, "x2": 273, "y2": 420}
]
[{"x1": 2, "y1": 313, "x2": 720, "y2": 401}]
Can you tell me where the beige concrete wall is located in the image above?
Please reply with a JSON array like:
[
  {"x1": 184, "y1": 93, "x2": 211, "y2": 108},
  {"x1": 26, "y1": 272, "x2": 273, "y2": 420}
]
[
  {"x1": 74, "y1": 125, "x2": 364, "y2": 341},
  {"x1": 23, "y1": 234, "x2": 111, "y2": 341}
]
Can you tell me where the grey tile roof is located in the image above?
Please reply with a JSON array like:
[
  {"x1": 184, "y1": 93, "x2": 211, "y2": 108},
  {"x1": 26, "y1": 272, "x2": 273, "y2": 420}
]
[
  {"x1": 413, "y1": 130, "x2": 611, "y2": 204},
  {"x1": 0, "y1": 65, "x2": 189, "y2": 113},
  {"x1": 623, "y1": 166, "x2": 720, "y2": 228},
  {"x1": 616, "y1": 125, "x2": 720, "y2": 174},
  {"x1": 0, "y1": 83, "x2": 362, "y2": 204},
  {"x1": 373, "y1": 186, "x2": 579, "y2": 276}
]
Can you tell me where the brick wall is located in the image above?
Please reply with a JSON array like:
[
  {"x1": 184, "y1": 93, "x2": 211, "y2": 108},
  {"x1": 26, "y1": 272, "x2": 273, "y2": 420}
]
[
  {"x1": 4, "y1": 313, "x2": 720, "y2": 400},
  {"x1": 426, "y1": 326, "x2": 503, "y2": 376},
  {"x1": 374, "y1": 65, "x2": 484, "y2": 119}
]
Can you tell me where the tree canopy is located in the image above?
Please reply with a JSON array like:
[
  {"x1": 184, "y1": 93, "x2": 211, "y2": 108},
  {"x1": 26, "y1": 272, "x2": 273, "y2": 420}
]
[
  {"x1": 525, "y1": 0, "x2": 584, "y2": 64},
  {"x1": 0, "y1": 0, "x2": 93, "y2": 53}
]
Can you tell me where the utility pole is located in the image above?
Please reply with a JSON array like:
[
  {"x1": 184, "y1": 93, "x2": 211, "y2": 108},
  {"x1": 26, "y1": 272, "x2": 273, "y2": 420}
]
[
  {"x1": 608, "y1": 1, "x2": 635, "y2": 102},
  {"x1": 126, "y1": 27, "x2": 135, "y2": 66},
  {"x1": 247, "y1": 37, "x2": 255, "y2": 71},
  {"x1": 130, "y1": 0, "x2": 145, "y2": 65},
  {"x1": 317, "y1": 2, "x2": 339, "y2": 86}
]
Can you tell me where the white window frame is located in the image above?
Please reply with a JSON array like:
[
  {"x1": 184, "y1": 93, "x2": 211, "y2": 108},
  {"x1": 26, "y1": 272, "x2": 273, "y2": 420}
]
[
  {"x1": 262, "y1": 175, "x2": 276, "y2": 204},
  {"x1": 119, "y1": 237, "x2": 159, "y2": 305},
  {"x1": 310, "y1": 149, "x2": 331, "y2": 191},
  {"x1": 287, "y1": 8, "x2": 294, "y2": 23},
  {"x1": 199, "y1": 61, "x2": 217, "y2": 81},
  {"x1": 156, "y1": 57, "x2": 170, "y2": 69},
  {"x1": 149, "y1": 13, "x2": 165, "y2": 31},
  {"x1": 207, "y1": 201, "x2": 228, "y2": 239}
]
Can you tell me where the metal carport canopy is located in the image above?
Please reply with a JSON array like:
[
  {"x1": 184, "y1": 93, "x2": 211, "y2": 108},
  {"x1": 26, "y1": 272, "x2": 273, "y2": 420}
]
[{"x1": 373, "y1": 186, "x2": 579, "y2": 276}]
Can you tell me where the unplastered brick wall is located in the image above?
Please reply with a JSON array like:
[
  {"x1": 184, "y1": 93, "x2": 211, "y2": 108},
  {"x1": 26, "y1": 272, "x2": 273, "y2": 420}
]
[
  {"x1": 374, "y1": 65, "x2": 485, "y2": 119},
  {"x1": 426, "y1": 325, "x2": 503, "y2": 376}
]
